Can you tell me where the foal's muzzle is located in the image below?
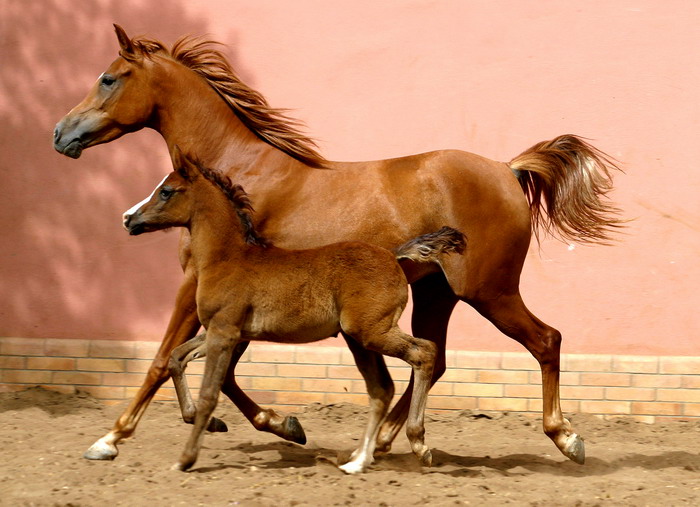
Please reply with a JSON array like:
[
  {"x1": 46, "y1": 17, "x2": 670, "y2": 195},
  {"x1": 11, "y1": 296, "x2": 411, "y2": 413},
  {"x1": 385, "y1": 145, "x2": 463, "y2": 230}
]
[{"x1": 123, "y1": 213, "x2": 144, "y2": 235}]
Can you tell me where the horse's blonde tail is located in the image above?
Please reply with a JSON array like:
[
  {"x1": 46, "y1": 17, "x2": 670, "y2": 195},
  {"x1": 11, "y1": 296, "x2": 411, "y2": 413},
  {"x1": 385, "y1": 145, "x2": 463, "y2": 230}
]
[
  {"x1": 394, "y1": 226, "x2": 466, "y2": 263},
  {"x1": 509, "y1": 134, "x2": 626, "y2": 245}
]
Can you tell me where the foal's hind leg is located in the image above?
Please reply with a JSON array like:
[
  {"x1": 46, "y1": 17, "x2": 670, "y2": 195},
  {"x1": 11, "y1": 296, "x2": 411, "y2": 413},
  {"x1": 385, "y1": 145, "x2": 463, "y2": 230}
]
[
  {"x1": 219, "y1": 343, "x2": 307, "y2": 445},
  {"x1": 476, "y1": 293, "x2": 585, "y2": 464},
  {"x1": 357, "y1": 324, "x2": 437, "y2": 467},
  {"x1": 169, "y1": 333, "x2": 227, "y2": 433},
  {"x1": 375, "y1": 273, "x2": 458, "y2": 453},
  {"x1": 337, "y1": 334, "x2": 394, "y2": 474}
]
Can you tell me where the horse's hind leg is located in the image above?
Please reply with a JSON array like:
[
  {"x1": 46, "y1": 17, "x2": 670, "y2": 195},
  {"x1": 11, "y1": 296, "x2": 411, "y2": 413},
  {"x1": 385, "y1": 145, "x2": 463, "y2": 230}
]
[
  {"x1": 169, "y1": 333, "x2": 227, "y2": 433},
  {"x1": 219, "y1": 343, "x2": 307, "y2": 445},
  {"x1": 375, "y1": 273, "x2": 458, "y2": 453},
  {"x1": 338, "y1": 334, "x2": 394, "y2": 474},
  {"x1": 476, "y1": 293, "x2": 585, "y2": 464}
]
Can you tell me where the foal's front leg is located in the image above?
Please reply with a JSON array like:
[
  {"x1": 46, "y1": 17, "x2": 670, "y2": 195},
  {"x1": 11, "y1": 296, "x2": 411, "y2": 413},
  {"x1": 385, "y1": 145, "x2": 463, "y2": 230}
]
[
  {"x1": 173, "y1": 324, "x2": 239, "y2": 472},
  {"x1": 169, "y1": 333, "x2": 227, "y2": 432},
  {"x1": 174, "y1": 338, "x2": 307, "y2": 444}
]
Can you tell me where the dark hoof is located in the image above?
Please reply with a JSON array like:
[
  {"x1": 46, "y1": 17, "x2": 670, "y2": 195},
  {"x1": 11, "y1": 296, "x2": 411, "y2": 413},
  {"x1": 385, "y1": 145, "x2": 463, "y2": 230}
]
[
  {"x1": 206, "y1": 417, "x2": 228, "y2": 433},
  {"x1": 374, "y1": 439, "x2": 392, "y2": 455},
  {"x1": 421, "y1": 448, "x2": 433, "y2": 467},
  {"x1": 283, "y1": 416, "x2": 307, "y2": 445}
]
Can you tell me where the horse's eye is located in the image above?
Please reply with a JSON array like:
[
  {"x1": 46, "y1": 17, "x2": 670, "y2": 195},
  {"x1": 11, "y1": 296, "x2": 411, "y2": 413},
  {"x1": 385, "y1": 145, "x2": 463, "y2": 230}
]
[
  {"x1": 159, "y1": 188, "x2": 173, "y2": 200},
  {"x1": 100, "y1": 75, "x2": 116, "y2": 87}
]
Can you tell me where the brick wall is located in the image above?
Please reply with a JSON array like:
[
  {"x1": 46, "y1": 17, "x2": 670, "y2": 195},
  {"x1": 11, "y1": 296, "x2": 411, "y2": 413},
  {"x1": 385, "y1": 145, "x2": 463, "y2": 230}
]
[{"x1": 1, "y1": 337, "x2": 699, "y2": 422}]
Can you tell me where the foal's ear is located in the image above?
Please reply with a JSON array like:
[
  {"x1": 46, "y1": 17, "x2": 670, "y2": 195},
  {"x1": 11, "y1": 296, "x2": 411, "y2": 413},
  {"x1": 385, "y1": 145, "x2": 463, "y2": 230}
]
[
  {"x1": 172, "y1": 146, "x2": 199, "y2": 181},
  {"x1": 114, "y1": 24, "x2": 137, "y2": 59}
]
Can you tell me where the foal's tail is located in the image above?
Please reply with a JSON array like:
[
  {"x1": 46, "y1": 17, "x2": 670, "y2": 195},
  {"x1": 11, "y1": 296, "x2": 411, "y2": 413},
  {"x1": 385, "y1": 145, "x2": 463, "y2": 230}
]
[
  {"x1": 394, "y1": 226, "x2": 466, "y2": 263},
  {"x1": 509, "y1": 134, "x2": 625, "y2": 245}
]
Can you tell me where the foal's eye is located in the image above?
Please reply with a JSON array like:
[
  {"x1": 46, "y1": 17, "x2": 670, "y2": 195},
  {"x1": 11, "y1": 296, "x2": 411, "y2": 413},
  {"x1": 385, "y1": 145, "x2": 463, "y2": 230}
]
[
  {"x1": 159, "y1": 188, "x2": 173, "y2": 200},
  {"x1": 100, "y1": 75, "x2": 116, "y2": 87}
]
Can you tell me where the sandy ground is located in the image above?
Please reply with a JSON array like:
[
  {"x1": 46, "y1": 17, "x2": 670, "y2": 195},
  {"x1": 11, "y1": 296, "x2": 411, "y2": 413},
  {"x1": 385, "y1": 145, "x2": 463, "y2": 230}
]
[{"x1": 0, "y1": 387, "x2": 699, "y2": 506}]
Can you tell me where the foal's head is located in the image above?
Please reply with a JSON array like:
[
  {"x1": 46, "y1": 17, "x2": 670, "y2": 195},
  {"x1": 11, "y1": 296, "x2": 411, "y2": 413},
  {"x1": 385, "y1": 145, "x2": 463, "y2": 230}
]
[{"x1": 123, "y1": 149, "x2": 268, "y2": 247}]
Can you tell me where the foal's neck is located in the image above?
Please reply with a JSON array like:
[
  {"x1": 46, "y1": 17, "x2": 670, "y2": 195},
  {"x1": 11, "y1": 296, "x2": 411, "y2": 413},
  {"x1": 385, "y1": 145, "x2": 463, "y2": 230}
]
[{"x1": 187, "y1": 187, "x2": 253, "y2": 270}]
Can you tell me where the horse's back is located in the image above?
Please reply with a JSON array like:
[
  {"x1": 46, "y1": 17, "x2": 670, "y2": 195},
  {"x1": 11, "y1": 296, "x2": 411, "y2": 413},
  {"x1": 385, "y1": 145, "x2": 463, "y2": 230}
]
[{"x1": 252, "y1": 148, "x2": 532, "y2": 300}]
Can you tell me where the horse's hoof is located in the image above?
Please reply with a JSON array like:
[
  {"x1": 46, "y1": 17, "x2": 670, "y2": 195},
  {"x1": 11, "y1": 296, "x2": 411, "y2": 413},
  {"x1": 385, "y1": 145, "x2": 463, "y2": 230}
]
[
  {"x1": 420, "y1": 448, "x2": 433, "y2": 468},
  {"x1": 283, "y1": 416, "x2": 306, "y2": 445},
  {"x1": 83, "y1": 439, "x2": 118, "y2": 461},
  {"x1": 206, "y1": 417, "x2": 228, "y2": 433},
  {"x1": 563, "y1": 433, "x2": 585, "y2": 465},
  {"x1": 170, "y1": 462, "x2": 187, "y2": 472}
]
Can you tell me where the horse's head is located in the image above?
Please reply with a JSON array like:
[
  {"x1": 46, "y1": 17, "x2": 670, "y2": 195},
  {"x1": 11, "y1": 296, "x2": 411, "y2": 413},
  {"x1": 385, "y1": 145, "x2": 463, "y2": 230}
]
[
  {"x1": 54, "y1": 25, "x2": 157, "y2": 159},
  {"x1": 123, "y1": 148, "x2": 199, "y2": 235}
]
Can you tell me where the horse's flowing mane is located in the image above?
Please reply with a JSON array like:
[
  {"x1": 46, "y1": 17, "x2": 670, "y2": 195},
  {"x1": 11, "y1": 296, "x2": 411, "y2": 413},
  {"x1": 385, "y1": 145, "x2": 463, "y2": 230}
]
[
  {"x1": 128, "y1": 34, "x2": 327, "y2": 168},
  {"x1": 191, "y1": 159, "x2": 271, "y2": 248}
]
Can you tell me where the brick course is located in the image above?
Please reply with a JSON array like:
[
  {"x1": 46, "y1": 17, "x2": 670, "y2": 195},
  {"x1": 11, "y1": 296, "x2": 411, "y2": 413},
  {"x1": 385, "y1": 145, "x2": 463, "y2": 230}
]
[{"x1": 1, "y1": 337, "x2": 699, "y2": 422}]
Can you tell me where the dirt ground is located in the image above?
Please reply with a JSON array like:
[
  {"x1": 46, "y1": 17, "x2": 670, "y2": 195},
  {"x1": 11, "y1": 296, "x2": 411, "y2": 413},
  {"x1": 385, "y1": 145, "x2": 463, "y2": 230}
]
[{"x1": 1, "y1": 387, "x2": 699, "y2": 506}]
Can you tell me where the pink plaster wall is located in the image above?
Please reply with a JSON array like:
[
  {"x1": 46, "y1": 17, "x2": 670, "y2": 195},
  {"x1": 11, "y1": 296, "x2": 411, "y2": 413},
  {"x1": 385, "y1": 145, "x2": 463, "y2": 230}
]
[{"x1": 1, "y1": 1, "x2": 698, "y2": 355}]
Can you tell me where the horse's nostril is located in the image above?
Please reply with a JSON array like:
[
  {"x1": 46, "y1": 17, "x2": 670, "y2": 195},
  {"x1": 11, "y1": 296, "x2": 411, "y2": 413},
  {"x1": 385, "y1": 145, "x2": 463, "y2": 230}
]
[{"x1": 53, "y1": 127, "x2": 59, "y2": 141}]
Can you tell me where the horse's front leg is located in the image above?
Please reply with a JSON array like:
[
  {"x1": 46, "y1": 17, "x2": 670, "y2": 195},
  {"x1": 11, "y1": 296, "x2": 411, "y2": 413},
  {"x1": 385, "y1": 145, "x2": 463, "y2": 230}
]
[
  {"x1": 83, "y1": 273, "x2": 201, "y2": 460},
  {"x1": 173, "y1": 324, "x2": 239, "y2": 471}
]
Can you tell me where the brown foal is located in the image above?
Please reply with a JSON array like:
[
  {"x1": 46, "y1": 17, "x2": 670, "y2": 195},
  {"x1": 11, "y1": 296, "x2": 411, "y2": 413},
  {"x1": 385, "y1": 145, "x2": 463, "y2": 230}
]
[{"x1": 124, "y1": 150, "x2": 465, "y2": 473}]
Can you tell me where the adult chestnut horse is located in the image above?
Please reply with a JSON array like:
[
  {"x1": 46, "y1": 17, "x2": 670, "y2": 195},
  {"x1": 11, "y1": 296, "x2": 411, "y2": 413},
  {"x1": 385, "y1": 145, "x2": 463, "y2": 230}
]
[{"x1": 54, "y1": 25, "x2": 623, "y2": 465}]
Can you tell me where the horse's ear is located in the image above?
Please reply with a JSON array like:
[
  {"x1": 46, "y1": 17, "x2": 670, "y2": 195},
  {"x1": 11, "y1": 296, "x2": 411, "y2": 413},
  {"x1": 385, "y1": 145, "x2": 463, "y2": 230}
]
[{"x1": 114, "y1": 24, "x2": 137, "y2": 58}]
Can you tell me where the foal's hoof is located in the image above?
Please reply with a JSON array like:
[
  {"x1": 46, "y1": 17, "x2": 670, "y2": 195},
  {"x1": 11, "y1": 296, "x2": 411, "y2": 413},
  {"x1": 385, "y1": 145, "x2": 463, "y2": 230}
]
[
  {"x1": 283, "y1": 416, "x2": 307, "y2": 445},
  {"x1": 374, "y1": 439, "x2": 392, "y2": 455},
  {"x1": 170, "y1": 462, "x2": 188, "y2": 472},
  {"x1": 206, "y1": 417, "x2": 228, "y2": 433},
  {"x1": 83, "y1": 439, "x2": 118, "y2": 461},
  {"x1": 562, "y1": 433, "x2": 585, "y2": 465}
]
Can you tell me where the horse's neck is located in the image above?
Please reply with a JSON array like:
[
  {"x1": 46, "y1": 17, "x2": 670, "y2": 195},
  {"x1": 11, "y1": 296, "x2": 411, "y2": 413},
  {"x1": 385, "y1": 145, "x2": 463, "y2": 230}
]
[{"x1": 152, "y1": 58, "x2": 301, "y2": 176}]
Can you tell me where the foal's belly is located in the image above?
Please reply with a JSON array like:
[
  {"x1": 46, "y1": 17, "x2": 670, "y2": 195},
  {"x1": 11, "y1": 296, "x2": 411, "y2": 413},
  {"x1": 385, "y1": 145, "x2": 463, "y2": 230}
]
[{"x1": 241, "y1": 309, "x2": 341, "y2": 344}]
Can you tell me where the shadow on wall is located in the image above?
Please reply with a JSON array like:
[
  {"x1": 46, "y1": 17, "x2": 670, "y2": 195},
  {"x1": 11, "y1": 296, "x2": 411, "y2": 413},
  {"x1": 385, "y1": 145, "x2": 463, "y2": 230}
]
[{"x1": 0, "y1": 1, "x2": 231, "y2": 340}]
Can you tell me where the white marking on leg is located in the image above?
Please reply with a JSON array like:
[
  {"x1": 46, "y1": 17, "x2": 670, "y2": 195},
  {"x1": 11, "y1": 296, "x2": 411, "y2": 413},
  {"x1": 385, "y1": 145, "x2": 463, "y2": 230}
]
[
  {"x1": 83, "y1": 432, "x2": 119, "y2": 460},
  {"x1": 339, "y1": 451, "x2": 369, "y2": 474},
  {"x1": 123, "y1": 174, "x2": 169, "y2": 225}
]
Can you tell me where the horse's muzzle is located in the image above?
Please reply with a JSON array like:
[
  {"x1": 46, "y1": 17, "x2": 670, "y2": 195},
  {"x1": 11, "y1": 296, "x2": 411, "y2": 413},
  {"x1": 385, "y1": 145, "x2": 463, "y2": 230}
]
[{"x1": 53, "y1": 124, "x2": 84, "y2": 159}]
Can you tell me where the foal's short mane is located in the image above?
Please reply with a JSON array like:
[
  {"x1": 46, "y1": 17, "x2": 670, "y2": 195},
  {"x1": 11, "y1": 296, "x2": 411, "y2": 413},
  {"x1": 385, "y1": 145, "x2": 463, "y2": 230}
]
[
  {"x1": 126, "y1": 34, "x2": 327, "y2": 168},
  {"x1": 193, "y1": 160, "x2": 270, "y2": 248}
]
